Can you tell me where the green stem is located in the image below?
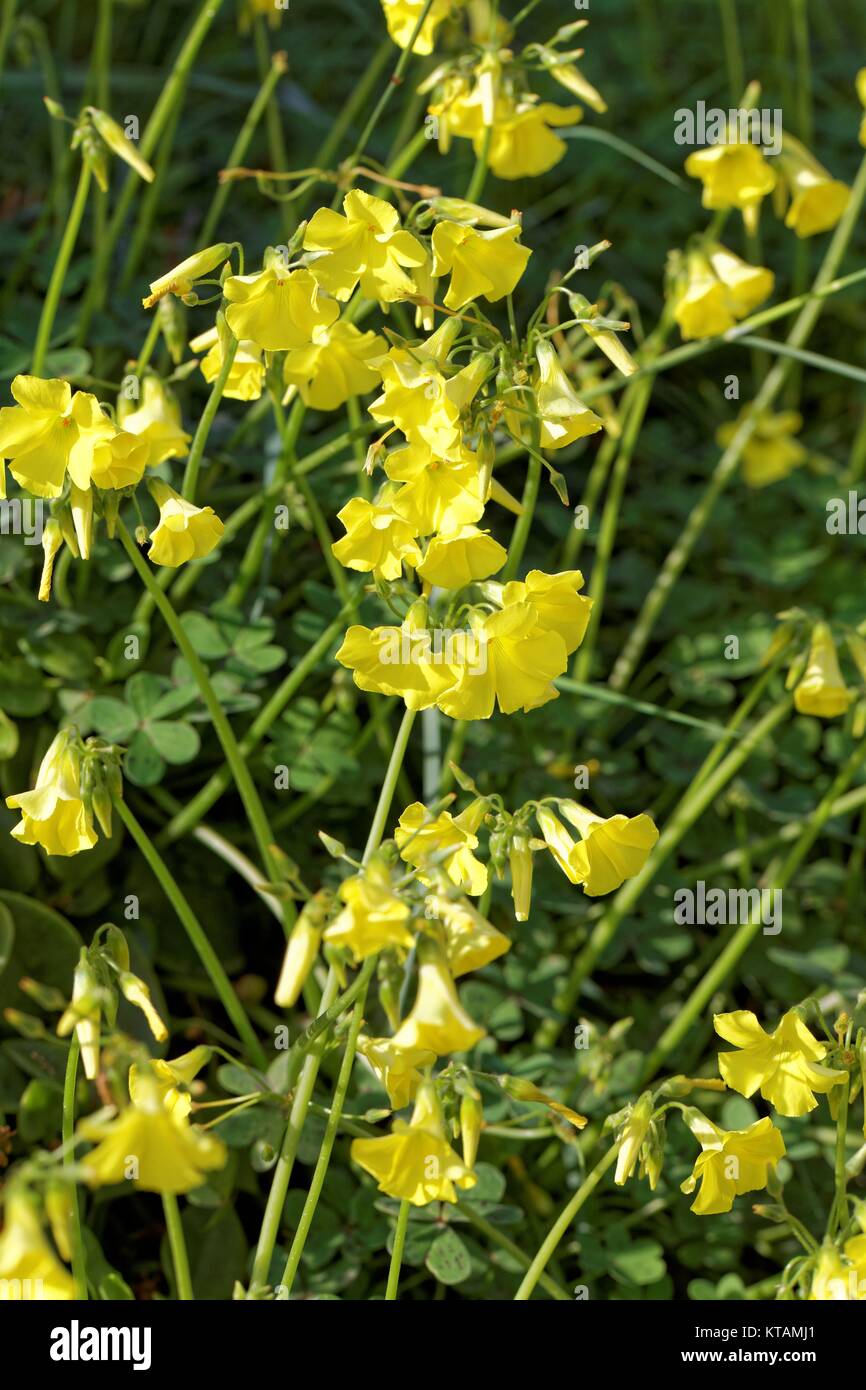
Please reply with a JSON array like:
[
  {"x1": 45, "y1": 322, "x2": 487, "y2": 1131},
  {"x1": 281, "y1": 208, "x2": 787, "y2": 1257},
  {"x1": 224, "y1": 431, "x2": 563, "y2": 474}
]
[
  {"x1": 113, "y1": 795, "x2": 265, "y2": 1066},
  {"x1": 514, "y1": 1144, "x2": 618, "y2": 1300},
  {"x1": 829, "y1": 1074, "x2": 851, "y2": 1238},
  {"x1": 74, "y1": 0, "x2": 225, "y2": 344},
  {"x1": 31, "y1": 160, "x2": 91, "y2": 375},
  {"x1": 465, "y1": 124, "x2": 492, "y2": 202},
  {"x1": 718, "y1": 0, "x2": 744, "y2": 103},
  {"x1": 502, "y1": 420, "x2": 542, "y2": 581},
  {"x1": 0, "y1": 0, "x2": 19, "y2": 85},
  {"x1": 162, "y1": 1193, "x2": 193, "y2": 1300},
  {"x1": 160, "y1": 597, "x2": 358, "y2": 842},
  {"x1": 460, "y1": 1205, "x2": 571, "y2": 1300},
  {"x1": 364, "y1": 707, "x2": 417, "y2": 859},
  {"x1": 198, "y1": 51, "x2": 288, "y2": 246},
  {"x1": 62, "y1": 1036, "x2": 88, "y2": 1300},
  {"x1": 117, "y1": 520, "x2": 291, "y2": 931},
  {"x1": 642, "y1": 735, "x2": 866, "y2": 1080},
  {"x1": 278, "y1": 962, "x2": 374, "y2": 1294},
  {"x1": 181, "y1": 334, "x2": 239, "y2": 502},
  {"x1": 343, "y1": 0, "x2": 436, "y2": 171},
  {"x1": 385, "y1": 1199, "x2": 411, "y2": 1300},
  {"x1": 609, "y1": 151, "x2": 866, "y2": 692}
]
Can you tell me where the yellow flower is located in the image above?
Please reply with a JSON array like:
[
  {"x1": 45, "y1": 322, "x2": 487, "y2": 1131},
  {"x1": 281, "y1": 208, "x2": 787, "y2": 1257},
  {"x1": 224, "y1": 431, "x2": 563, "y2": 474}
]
[
  {"x1": 416, "y1": 524, "x2": 507, "y2": 588},
  {"x1": 680, "y1": 1111, "x2": 785, "y2": 1216},
  {"x1": 147, "y1": 480, "x2": 224, "y2": 569},
  {"x1": 275, "y1": 903, "x2": 323, "y2": 1008},
  {"x1": 350, "y1": 1079, "x2": 476, "y2": 1205},
  {"x1": 336, "y1": 613, "x2": 459, "y2": 711},
  {"x1": 0, "y1": 1191, "x2": 75, "y2": 1301},
  {"x1": 810, "y1": 1238, "x2": 866, "y2": 1300},
  {"x1": 322, "y1": 858, "x2": 414, "y2": 961},
  {"x1": 537, "y1": 801, "x2": 658, "y2": 896},
  {"x1": 80, "y1": 1071, "x2": 226, "y2": 1194},
  {"x1": 494, "y1": 568, "x2": 592, "y2": 655},
  {"x1": 357, "y1": 1035, "x2": 436, "y2": 1109},
  {"x1": 331, "y1": 496, "x2": 422, "y2": 580},
  {"x1": 370, "y1": 331, "x2": 490, "y2": 457},
  {"x1": 614, "y1": 1092, "x2": 655, "y2": 1186},
  {"x1": 189, "y1": 327, "x2": 264, "y2": 402},
  {"x1": 142, "y1": 242, "x2": 230, "y2": 309},
  {"x1": 499, "y1": 1074, "x2": 587, "y2": 1129},
  {"x1": 119, "y1": 972, "x2": 167, "y2": 1042},
  {"x1": 436, "y1": 601, "x2": 566, "y2": 721},
  {"x1": 391, "y1": 937, "x2": 485, "y2": 1055},
  {"x1": 715, "y1": 1009, "x2": 847, "y2": 1117},
  {"x1": 509, "y1": 832, "x2": 534, "y2": 921},
  {"x1": 283, "y1": 321, "x2": 386, "y2": 410},
  {"x1": 431, "y1": 221, "x2": 531, "y2": 310},
  {"x1": 684, "y1": 143, "x2": 777, "y2": 226},
  {"x1": 117, "y1": 375, "x2": 191, "y2": 468},
  {"x1": 777, "y1": 136, "x2": 850, "y2": 238},
  {"x1": 717, "y1": 409, "x2": 806, "y2": 489},
  {"x1": 395, "y1": 799, "x2": 488, "y2": 895},
  {"x1": 425, "y1": 892, "x2": 510, "y2": 977},
  {"x1": 0, "y1": 376, "x2": 118, "y2": 499},
  {"x1": 673, "y1": 245, "x2": 774, "y2": 341},
  {"x1": 387, "y1": 440, "x2": 486, "y2": 534},
  {"x1": 508, "y1": 341, "x2": 603, "y2": 450},
  {"x1": 794, "y1": 622, "x2": 854, "y2": 718},
  {"x1": 304, "y1": 189, "x2": 426, "y2": 303},
  {"x1": 129, "y1": 1046, "x2": 212, "y2": 1120},
  {"x1": 379, "y1": 0, "x2": 462, "y2": 55},
  {"x1": 224, "y1": 264, "x2": 338, "y2": 352},
  {"x1": 858, "y1": 69, "x2": 866, "y2": 147},
  {"x1": 6, "y1": 729, "x2": 97, "y2": 858},
  {"x1": 486, "y1": 96, "x2": 585, "y2": 180},
  {"x1": 56, "y1": 950, "x2": 102, "y2": 1078},
  {"x1": 89, "y1": 430, "x2": 149, "y2": 490}
]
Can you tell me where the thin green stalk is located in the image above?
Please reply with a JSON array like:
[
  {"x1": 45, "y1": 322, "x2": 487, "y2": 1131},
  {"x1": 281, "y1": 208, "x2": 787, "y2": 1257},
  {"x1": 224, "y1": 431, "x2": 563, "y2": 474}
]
[
  {"x1": 159, "y1": 597, "x2": 358, "y2": 843},
  {"x1": 610, "y1": 152, "x2": 866, "y2": 692},
  {"x1": 252, "y1": 14, "x2": 292, "y2": 237},
  {"x1": 501, "y1": 425, "x2": 542, "y2": 581},
  {"x1": 514, "y1": 1144, "x2": 618, "y2": 1300},
  {"x1": 113, "y1": 794, "x2": 266, "y2": 1066},
  {"x1": 385, "y1": 1199, "x2": 411, "y2": 1300},
  {"x1": 181, "y1": 334, "x2": 240, "y2": 502},
  {"x1": 460, "y1": 1205, "x2": 571, "y2": 1300},
  {"x1": 343, "y1": 0, "x2": 436, "y2": 172},
  {"x1": 117, "y1": 521, "x2": 292, "y2": 932},
  {"x1": 74, "y1": 0, "x2": 225, "y2": 344},
  {"x1": 31, "y1": 161, "x2": 91, "y2": 375},
  {"x1": 162, "y1": 1193, "x2": 193, "y2": 1300},
  {"x1": 364, "y1": 707, "x2": 417, "y2": 859},
  {"x1": 719, "y1": 0, "x2": 744, "y2": 104},
  {"x1": 829, "y1": 1074, "x2": 851, "y2": 1238},
  {"x1": 573, "y1": 374, "x2": 654, "y2": 680},
  {"x1": 642, "y1": 735, "x2": 866, "y2": 1080},
  {"x1": 0, "y1": 0, "x2": 19, "y2": 85},
  {"x1": 62, "y1": 1037, "x2": 88, "y2": 1301},
  {"x1": 198, "y1": 50, "x2": 288, "y2": 246},
  {"x1": 537, "y1": 694, "x2": 793, "y2": 1045},
  {"x1": 278, "y1": 962, "x2": 374, "y2": 1294},
  {"x1": 465, "y1": 124, "x2": 492, "y2": 202},
  {"x1": 119, "y1": 98, "x2": 183, "y2": 291},
  {"x1": 224, "y1": 394, "x2": 305, "y2": 607}
]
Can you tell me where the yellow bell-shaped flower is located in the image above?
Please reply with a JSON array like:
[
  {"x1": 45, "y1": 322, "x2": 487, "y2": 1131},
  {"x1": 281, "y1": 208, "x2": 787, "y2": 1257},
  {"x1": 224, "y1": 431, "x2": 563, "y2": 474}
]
[
  {"x1": 274, "y1": 899, "x2": 324, "y2": 1008},
  {"x1": 387, "y1": 440, "x2": 486, "y2": 535},
  {"x1": 128, "y1": 1046, "x2": 212, "y2": 1119},
  {"x1": 0, "y1": 1190, "x2": 75, "y2": 1301},
  {"x1": 715, "y1": 1008, "x2": 847, "y2": 1117},
  {"x1": 549, "y1": 800, "x2": 658, "y2": 896},
  {"x1": 357, "y1": 1035, "x2": 436, "y2": 1110},
  {"x1": 794, "y1": 622, "x2": 854, "y2": 718},
  {"x1": 858, "y1": 69, "x2": 866, "y2": 148},
  {"x1": 486, "y1": 96, "x2": 586, "y2": 180},
  {"x1": 224, "y1": 264, "x2": 338, "y2": 352},
  {"x1": 512, "y1": 340, "x2": 603, "y2": 450},
  {"x1": 431, "y1": 220, "x2": 531, "y2": 310},
  {"x1": 80, "y1": 1070, "x2": 226, "y2": 1194},
  {"x1": 495, "y1": 568, "x2": 592, "y2": 655},
  {"x1": 283, "y1": 321, "x2": 386, "y2": 411},
  {"x1": 673, "y1": 245, "x2": 773, "y2": 341},
  {"x1": 331, "y1": 496, "x2": 421, "y2": 581},
  {"x1": 6, "y1": 729, "x2": 97, "y2": 858},
  {"x1": 379, "y1": 0, "x2": 462, "y2": 55},
  {"x1": 424, "y1": 892, "x2": 510, "y2": 977},
  {"x1": 810, "y1": 1238, "x2": 866, "y2": 1300},
  {"x1": 323, "y1": 857, "x2": 414, "y2": 961},
  {"x1": 717, "y1": 408, "x2": 806, "y2": 489},
  {"x1": 416, "y1": 524, "x2": 506, "y2": 588},
  {"x1": 777, "y1": 135, "x2": 850, "y2": 238},
  {"x1": 350, "y1": 1078, "x2": 476, "y2": 1205},
  {"x1": 390, "y1": 937, "x2": 485, "y2": 1055},
  {"x1": 436, "y1": 600, "x2": 566, "y2": 721},
  {"x1": 117, "y1": 374, "x2": 190, "y2": 469},
  {"x1": 680, "y1": 1111, "x2": 785, "y2": 1216},
  {"x1": 147, "y1": 480, "x2": 224, "y2": 569},
  {"x1": 304, "y1": 189, "x2": 426, "y2": 304},
  {"x1": 189, "y1": 326, "x2": 264, "y2": 403},
  {"x1": 0, "y1": 376, "x2": 117, "y2": 499},
  {"x1": 684, "y1": 142, "x2": 776, "y2": 228},
  {"x1": 336, "y1": 612, "x2": 459, "y2": 711},
  {"x1": 395, "y1": 799, "x2": 488, "y2": 895}
]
